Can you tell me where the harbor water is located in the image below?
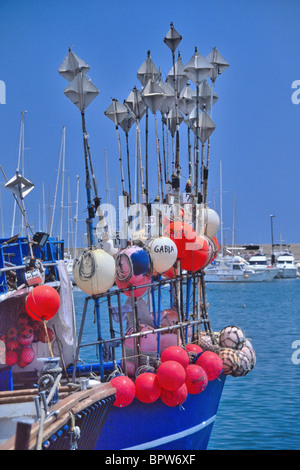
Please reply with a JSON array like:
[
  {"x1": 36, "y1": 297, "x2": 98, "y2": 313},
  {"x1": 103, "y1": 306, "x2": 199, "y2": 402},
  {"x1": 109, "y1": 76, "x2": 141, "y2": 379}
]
[{"x1": 73, "y1": 277, "x2": 300, "y2": 450}]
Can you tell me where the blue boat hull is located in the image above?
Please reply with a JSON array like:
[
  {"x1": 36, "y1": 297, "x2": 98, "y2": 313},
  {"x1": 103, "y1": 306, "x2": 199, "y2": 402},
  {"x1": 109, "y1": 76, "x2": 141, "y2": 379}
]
[{"x1": 95, "y1": 374, "x2": 225, "y2": 450}]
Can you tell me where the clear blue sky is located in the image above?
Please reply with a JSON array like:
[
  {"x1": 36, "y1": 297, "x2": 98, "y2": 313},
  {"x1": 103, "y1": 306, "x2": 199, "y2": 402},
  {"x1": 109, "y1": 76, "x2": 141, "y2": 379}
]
[{"x1": 1, "y1": 0, "x2": 300, "y2": 247}]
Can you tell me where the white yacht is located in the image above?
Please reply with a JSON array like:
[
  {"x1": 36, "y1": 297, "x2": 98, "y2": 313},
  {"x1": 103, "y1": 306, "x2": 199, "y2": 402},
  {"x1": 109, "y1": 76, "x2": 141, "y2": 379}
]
[
  {"x1": 276, "y1": 251, "x2": 298, "y2": 278},
  {"x1": 248, "y1": 252, "x2": 279, "y2": 281},
  {"x1": 205, "y1": 255, "x2": 268, "y2": 282}
]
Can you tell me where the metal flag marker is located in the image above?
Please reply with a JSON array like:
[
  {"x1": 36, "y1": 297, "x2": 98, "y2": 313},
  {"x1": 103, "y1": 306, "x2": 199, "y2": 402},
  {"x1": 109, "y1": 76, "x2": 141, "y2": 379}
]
[
  {"x1": 137, "y1": 51, "x2": 160, "y2": 203},
  {"x1": 119, "y1": 103, "x2": 137, "y2": 204},
  {"x1": 204, "y1": 47, "x2": 229, "y2": 202},
  {"x1": 105, "y1": 99, "x2": 130, "y2": 199},
  {"x1": 5, "y1": 171, "x2": 34, "y2": 256},
  {"x1": 195, "y1": 79, "x2": 219, "y2": 112},
  {"x1": 59, "y1": 49, "x2": 104, "y2": 379},
  {"x1": 166, "y1": 51, "x2": 188, "y2": 95},
  {"x1": 58, "y1": 47, "x2": 90, "y2": 82},
  {"x1": 59, "y1": 50, "x2": 99, "y2": 248},
  {"x1": 125, "y1": 86, "x2": 147, "y2": 203},
  {"x1": 164, "y1": 23, "x2": 183, "y2": 216},
  {"x1": 180, "y1": 84, "x2": 196, "y2": 183},
  {"x1": 157, "y1": 76, "x2": 175, "y2": 184},
  {"x1": 184, "y1": 48, "x2": 213, "y2": 202},
  {"x1": 141, "y1": 79, "x2": 166, "y2": 201}
]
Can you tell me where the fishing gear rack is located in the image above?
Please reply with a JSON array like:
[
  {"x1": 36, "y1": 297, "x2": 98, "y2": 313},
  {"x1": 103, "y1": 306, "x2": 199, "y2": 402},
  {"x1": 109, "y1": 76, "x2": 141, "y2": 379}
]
[{"x1": 71, "y1": 269, "x2": 214, "y2": 382}]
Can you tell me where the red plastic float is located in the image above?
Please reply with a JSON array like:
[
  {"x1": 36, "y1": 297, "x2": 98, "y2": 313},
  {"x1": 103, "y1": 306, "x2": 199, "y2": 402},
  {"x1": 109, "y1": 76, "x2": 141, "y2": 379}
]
[
  {"x1": 160, "y1": 346, "x2": 189, "y2": 369},
  {"x1": 185, "y1": 364, "x2": 208, "y2": 394},
  {"x1": 160, "y1": 383, "x2": 188, "y2": 407},
  {"x1": 135, "y1": 372, "x2": 161, "y2": 403},
  {"x1": 111, "y1": 375, "x2": 136, "y2": 408},
  {"x1": 195, "y1": 351, "x2": 223, "y2": 381},
  {"x1": 156, "y1": 360, "x2": 186, "y2": 392},
  {"x1": 25, "y1": 285, "x2": 61, "y2": 322}
]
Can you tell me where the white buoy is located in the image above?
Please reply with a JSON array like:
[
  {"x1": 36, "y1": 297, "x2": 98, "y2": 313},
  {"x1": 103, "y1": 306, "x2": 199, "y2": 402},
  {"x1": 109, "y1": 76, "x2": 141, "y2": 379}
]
[
  {"x1": 101, "y1": 238, "x2": 119, "y2": 256},
  {"x1": 73, "y1": 248, "x2": 116, "y2": 295},
  {"x1": 204, "y1": 207, "x2": 220, "y2": 237},
  {"x1": 148, "y1": 236, "x2": 178, "y2": 273}
]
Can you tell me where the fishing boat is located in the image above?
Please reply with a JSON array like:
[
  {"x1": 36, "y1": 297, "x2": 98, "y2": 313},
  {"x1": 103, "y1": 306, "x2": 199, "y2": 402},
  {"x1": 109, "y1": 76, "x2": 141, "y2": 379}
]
[
  {"x1": 0, "y1": 24, "x2": 256, "y2": 451},
  {"x1": 0, "y1": 174, "x2": 116, "y2": 449}
]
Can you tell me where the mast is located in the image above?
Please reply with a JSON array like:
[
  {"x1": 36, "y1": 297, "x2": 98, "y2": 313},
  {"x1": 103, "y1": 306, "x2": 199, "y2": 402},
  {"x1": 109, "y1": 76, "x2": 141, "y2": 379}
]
[
  {"x1": 74, "y1": 175, "x2": 80, "y2": 259},
  {"x1": 59, "y1": 126, "x2": 66, "y2": 240},
  {"x1": 11, "y1": 110, "x2": 27, "y2": 236},
  {"x1": 59, "y1": 50, "x2": 99, "y2": 247},
  {"x1": 220, "y1": 160, "x2": 224, "y2": 255}
]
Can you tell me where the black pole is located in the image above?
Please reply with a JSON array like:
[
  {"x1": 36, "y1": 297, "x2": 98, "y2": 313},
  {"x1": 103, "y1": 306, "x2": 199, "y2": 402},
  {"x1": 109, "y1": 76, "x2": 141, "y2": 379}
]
[{"x1": 270, "y1": 214, "x2": 275, "y2": 265}]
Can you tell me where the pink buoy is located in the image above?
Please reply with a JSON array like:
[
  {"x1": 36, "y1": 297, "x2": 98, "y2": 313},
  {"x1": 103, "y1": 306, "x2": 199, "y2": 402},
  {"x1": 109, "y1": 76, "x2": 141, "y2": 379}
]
[
  {"x1": 20, "y1": 346, "x2": 35, "y2": 365},
  {"x1": 116, "y1": 273, "x2": 151, "y2": 298},
  {"x1": 125, "y1": 325, "x2": 157, "y2": 351},
  {"x1": 161, "y1": 308, "x2": 178, "y2": 328},
  {"x1": 159, "y1": 333, "x2": 181, "y2": 352}
]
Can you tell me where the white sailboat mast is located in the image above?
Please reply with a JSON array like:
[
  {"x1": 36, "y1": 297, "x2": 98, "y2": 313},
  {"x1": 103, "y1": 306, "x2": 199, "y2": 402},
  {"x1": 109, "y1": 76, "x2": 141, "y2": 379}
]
[
  {"x1": 11, "y1": 110, "x2": 27, "y2": 236},
  {"x1": 59, "y1": 126, "x2": 66, "y2": 240}
]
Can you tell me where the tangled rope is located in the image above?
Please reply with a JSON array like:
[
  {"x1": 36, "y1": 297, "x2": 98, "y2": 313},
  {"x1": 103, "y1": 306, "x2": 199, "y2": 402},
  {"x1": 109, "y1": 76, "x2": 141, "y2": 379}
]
[{"x1": 35, "y1": 366, "x2": 62, "y2": 450}]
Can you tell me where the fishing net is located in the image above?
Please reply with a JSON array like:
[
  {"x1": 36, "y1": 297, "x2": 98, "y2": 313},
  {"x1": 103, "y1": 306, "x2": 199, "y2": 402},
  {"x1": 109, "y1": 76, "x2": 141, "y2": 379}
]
[{"x1": 219, "y1": 325, "x2": 245, "y2": 350}]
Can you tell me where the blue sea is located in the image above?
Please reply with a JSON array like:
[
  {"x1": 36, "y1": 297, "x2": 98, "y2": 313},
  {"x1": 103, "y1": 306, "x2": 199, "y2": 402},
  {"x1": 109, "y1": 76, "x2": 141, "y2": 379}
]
[{"x1": 73, "y1": 278, "x2": 300, "y2": 451}]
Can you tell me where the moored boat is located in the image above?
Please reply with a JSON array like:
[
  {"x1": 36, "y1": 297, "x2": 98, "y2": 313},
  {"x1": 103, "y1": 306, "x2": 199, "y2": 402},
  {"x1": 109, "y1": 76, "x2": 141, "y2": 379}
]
[
  {"x1": 276, "y1": 251, "x2": 298, "y2": 278},
  {"x1": 205, "y1": 254, "x2": 268, "y2": 282},
  {"x1": 247, "y1": 252, "x2": 279, "y2": 281}
]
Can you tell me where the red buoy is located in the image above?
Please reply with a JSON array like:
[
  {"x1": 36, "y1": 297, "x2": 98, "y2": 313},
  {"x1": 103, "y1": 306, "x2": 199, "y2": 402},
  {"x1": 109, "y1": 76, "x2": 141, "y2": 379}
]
[
  {"x1": 135, "y1": 373, "x2": 161, "y2": 403},
  {"x1": 18, "y1": 324, "x2": 34, "y2": 346},
  {"x1": 25, "y1": 285, "x2": 60, "y2": 322},
  {"x1": 20, "y1": 346, "x2": 35, "y2": 365},
  {"x1": 185, "y1": 364, "x2": 208, "y2": 394},
  {"x1": 163, "y1": 221, "x2": 196, "y2": 259},
  {"x1": 160, "y1": 346, "x2": 190, "y2": 369},
  {"x1": 185, "y1": 343, "x2": 203, "y2": 355},
  {"x1": 5, "y1": 339, "x2": 19, "y2": 351},
  {"x1": 195, "y1": 351, "x2": 223, "y2": 381},
  {"x1": 6, "y1": 350, "x2": 18, "y2": 366},
  {"x1": 111, "y1": 375, "x2": 135, "y2": 407},
  {"x1": 160, "y1": 383, "x2": 188, "y2": 407},
  {"x1": 181, "y1": 235, "x2": 211, "y2": 272},
  {"x1": 38, "y1": 326, "x2": 54, "y2": 344},
  {"x1": 156, "y1": 360, "x2": 186, "y2": 391}
]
